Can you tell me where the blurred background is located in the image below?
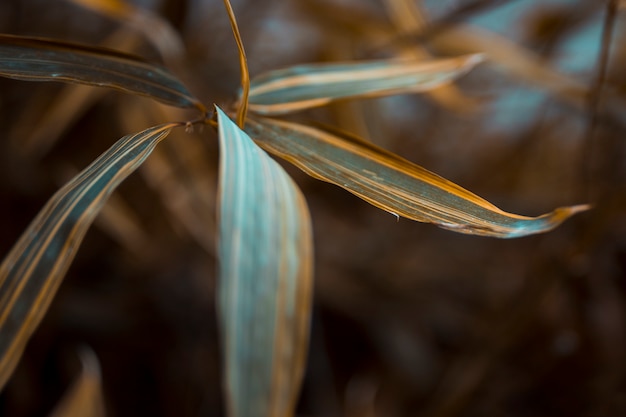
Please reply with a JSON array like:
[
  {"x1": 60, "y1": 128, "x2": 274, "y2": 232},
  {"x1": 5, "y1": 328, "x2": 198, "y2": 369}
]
[{"x1": 1, "y1": 0, "x2": 626, "y2": 416}]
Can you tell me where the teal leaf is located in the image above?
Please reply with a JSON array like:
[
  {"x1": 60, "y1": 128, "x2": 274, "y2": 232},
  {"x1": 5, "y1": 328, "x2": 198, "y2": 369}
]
[
  {"x1": 216, "y1": 106, "x2": 313, "y2": 417},
  {"x1": 0, "y1": 123, "x2": 178, "y2": 391},
  {"x1": 244, "y1": 116, "x2": 589, "y2": 238},
  {"x1": 247, "y1": 54, "x2": 484, "y2": 115},
  {"x1": 0, "y1": 34, "x2": 205, "y2": 112}
]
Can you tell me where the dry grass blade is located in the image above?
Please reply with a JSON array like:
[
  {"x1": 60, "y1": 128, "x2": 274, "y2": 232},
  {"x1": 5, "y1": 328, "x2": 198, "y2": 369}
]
[
  {"x1": 245, "y1": 117, "x2": 589, "y2": 238},
  {"x1": 246, "y1": 54, "x2": 484, "y2": 115},
  {"x1": 0, "y1": 123, "x2": 179, "y2": 391},
  {"x1": 0, "y1": 34, "x2": 205, "y2": 112},
  {"x1": 49, "y1": 347, "x2": 106, "y2": 417},
  {"x1": 216, "y1": 107, "x2": 313, "y2": 417}
]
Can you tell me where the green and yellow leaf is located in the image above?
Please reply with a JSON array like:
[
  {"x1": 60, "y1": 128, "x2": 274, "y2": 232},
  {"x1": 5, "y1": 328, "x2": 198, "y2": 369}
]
[
  {"x1": 245, "y1": 116, "x2": 589, "y2": 238},
  {"x1": 0, "y1": 34, "x2": 205, "y2": 112},
  {"x1": 246, "y1": 54, "x2": 484, "y2": 115},
  {"x1": 0, "y1": 123, "x2": 178, "y2": 391},
  {"x1": 216, "y1": 107, "x2": 313, "y2": 417}
]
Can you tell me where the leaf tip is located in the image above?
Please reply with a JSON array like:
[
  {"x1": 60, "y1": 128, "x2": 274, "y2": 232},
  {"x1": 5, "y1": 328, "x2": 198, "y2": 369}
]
[
  {"x1": 464, "y1": 52, "x2": 487, "y2": 69},
  {"x1": 551, "y1": 203, "x2": 592, "y2": 222},
  {"x1": 509, "y1": 203, "x2": 591, "y2": 238}
]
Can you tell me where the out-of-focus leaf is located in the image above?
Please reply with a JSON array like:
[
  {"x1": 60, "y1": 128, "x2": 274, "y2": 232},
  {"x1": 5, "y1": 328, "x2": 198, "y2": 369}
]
[
  {"x1": 49, "y1": 347, "x2": 105, "y2": 417},
  {"x1": 0, "y1": 123, "x2": 178, "y2": 391},
  {"x1": 245, "y1": 117, "x2": 589, "y2": 238},
  {"x1": 117, "y1": 97, "x2": 218, "y2": 255},
  {"x1": 246, "y1": 54, "x2": 484, "y2": 115},
  {"x1": 92, "y1": 190, "x2": 151, "y2": 258},
  {"x1": 301, "y1": 1, "x2": 600, "y2": 116},
  {"x1": 382, "y1": 0, "x2": 479, "y2": 113},
  {"x1": 216, "y1": 107, "x2": 313, "y2": 417},
  {"x1": 426, "y1": 24, "x2": 587, "y2": 106},
  {"x1": 0, "y1": 34, "x2": 205, "y2": 112},
  {"x1": 69, "y1": 0, "x2": 185, "y2": 64}
]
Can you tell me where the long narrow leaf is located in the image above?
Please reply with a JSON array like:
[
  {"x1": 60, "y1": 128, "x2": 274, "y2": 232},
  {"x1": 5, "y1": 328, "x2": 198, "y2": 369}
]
[
  {"x1": 216, "y1": 107, "x2": 313, "y2": 417},
  {"x1": 0, "y1": 123, "x2": 178, "y2": 391},
  {"x1": 0, "y1": 34, "x2": 205, "y2": 112},
  {"x1": 246, "y1": 54, "x2": 484, "y2": 115},
  {"x1": 245, "y1": 117, "x2": 589, "y2": 238}
]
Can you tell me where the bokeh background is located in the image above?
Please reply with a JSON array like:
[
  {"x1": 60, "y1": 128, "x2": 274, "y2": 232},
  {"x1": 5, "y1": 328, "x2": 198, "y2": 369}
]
[{"x1": 1, "y1": 0, "x2": 626, "y2": 416}]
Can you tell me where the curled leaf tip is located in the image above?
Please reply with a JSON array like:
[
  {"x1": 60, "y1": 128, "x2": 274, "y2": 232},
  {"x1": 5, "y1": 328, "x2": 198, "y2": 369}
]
[
  {"x1": 505, "y1": 204, "x2": 591, "y2": 239},
  {"x1": 548, "y1": 203, "x2": 592, "y2": 224},
  {"x1": 558, "y1": 203, "x2": 592, "y2": 216}
]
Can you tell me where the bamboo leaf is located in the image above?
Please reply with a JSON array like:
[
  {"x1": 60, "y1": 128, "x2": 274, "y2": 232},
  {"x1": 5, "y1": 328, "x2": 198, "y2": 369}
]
[
  {"x1": 0, "y1": 123, "x2": 178, "y2": 391},
  {"x1": 216, "y1": 107, "x2": 313, "y2": 417},
  {"x1": 246, "y1": 54, "x2": 484, "y2": 115},
  {"x1": 0, "y1": 34, "x2": 205, "y2": 112},
  {"x1": 245, "y1": 117, "x2": 589, "y2": 238},
  {"x1": 10, "y1": 27, "x2": 145, "y2": 158}
]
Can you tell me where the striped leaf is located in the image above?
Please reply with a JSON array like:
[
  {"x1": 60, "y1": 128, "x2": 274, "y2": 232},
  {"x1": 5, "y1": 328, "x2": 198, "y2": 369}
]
[
  {"x1": 246, "y1": 54, "x2": 484, "y2": 115},
  {"x1": 245, "y1": 117, "x2": 589, "y2": 238},
  {"x1": 216, "y1": 107, "x2": 313, "y2": 417},
  {"x1": 0, "y1": 34, "x2": 205, "y2": 112},
  {"x1": 0, "y1": 123, "x2": 178, "y2": 391}
]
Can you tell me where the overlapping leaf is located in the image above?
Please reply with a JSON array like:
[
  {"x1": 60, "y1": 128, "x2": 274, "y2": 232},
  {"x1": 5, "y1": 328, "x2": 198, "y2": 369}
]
[
  {"x1": 245, "y1": 117, "x2": 589, "y2": 238},
  {"x1": 216, "y1": 107, "x2": 313, "y2": 417},
  {"x1": 0, "y1": 123, "x2": 178, "y2": 391},
  {"x1": 246, "y1": 54, "x2": 484, "y2": 115},
  {"x1": 0, "y1": 34, "x2": 205, "y2": 111}
]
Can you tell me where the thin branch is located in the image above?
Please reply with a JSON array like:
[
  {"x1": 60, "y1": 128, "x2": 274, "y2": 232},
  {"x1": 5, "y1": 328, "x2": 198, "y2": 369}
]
[{"x1": 222, "y1": 0, "x2": 249, "y2": 128}]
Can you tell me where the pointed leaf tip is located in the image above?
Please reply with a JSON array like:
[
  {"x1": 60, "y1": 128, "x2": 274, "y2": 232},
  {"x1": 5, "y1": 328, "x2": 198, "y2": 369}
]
[
  {"x1": 247, "y1": 53, "x2": 484, "y2": 115},
  {"x1": 244, "y1": 117, "x2": 588, "y2": 238}
]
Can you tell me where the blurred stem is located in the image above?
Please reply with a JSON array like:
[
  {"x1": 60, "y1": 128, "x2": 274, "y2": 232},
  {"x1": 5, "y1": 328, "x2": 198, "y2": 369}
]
[
  {"x1": 584, "y1": 0, "x2": 618, "y2": 200},
  {"x1": 367, "y1": 0, "x2": 520, "y2": 56}
]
